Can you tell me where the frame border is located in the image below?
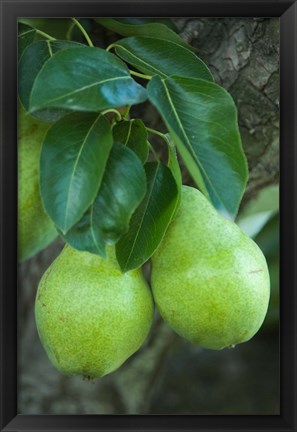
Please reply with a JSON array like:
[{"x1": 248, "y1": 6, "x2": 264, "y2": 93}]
[{"x1": 1, "y1": 1, "x2": 296, "y2": 431}]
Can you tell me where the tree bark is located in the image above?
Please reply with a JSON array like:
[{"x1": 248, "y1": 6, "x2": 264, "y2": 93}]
[
  {"x1": 175, "y1": 17, "x2": 279, "y2": 206},
  {"x1": 18, "y1": 18, "x2": 279, "y2": 414}
]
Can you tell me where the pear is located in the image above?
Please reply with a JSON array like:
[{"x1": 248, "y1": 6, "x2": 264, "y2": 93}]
[
  {"x1": 18, "y1": 104, "x2": 57, "y2": 261},
  {"x1": 151, "y1": 186, "x2": 270, "y2": 350},
  {"x1": 35, "y1": 245, "x2": 154, "y2": 378}
]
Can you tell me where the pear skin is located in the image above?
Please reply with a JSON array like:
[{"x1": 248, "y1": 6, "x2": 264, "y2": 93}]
[
  {"x1": 35, "y1": 246, "x2": 154, "y2": 378},
  {"x1": 18, "y1": 105, "x2": 57, "y2": 261},
  {"x1": 151, "y1": 186, "x2": 270, "y2": 350}
]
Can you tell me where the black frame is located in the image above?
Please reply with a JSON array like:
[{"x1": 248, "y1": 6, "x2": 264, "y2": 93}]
[{"x1": 0, "y1": 1, "x2": 296, "y2": 431}]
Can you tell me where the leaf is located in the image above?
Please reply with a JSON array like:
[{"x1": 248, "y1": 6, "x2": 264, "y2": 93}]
[
  {"x1": 18, "y1": 40, "x2": 84, "y2": 120},
  {"x1": 238, "y1": 184, "x2": 279, "y2": 220},
  {"x1": 254, "y1": 212, "x2": 279, "y2": 259},
  {"x1": 116, "y1": 162, "x2": 179, "y2": 272},
  {"x1": 237, "y1": 185, "x2": 279, "y2": 238},
  {"x1": 28, "y1": 46, "x2": 147, "y2": 114},
  {"x1": 147, "y1": 75, "x2": 248, "y2": 219},
  {"x1": 95, "y1": 18, "x2": 193, "y2": 51},
  {"x1": 59, "y1": 210, "x2": 106, "y2": 257},
  {"x1": 67, "y1": 19, "x2": 94, "y2": 43},
  {"x1": 166, "y1": 134, "x2": 182, "y2": 191},
  {"x1": 18, "y1": 22, "x2": 36, "y2": 60},
  {"x1": 40, "y1": 113, "x2": 113, "y2": 234},
  {"x1": 115, "y1": 18, "x2": 177, "y2": 31},
  {"x1": 19, "y1": 18, "x2": 79, "y2": 40},
  {"x1": 166, "y1": 134, "x2": 182, "y2": 219},
  {"x1": 113, "y1": 37, "x2": 213, "y2": 81},
  {"x1": 62, "y1": 144, "x2": 147, "y2": 255},
  {"x1": 112, "y1": 119, "x2": 149, "y2": 163}
]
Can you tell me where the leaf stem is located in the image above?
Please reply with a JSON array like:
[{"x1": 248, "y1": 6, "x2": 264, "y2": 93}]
[
  {"x1": 66, "y1": 21, "x2": 76, "y2": 40},
  {"x1": 71, "y1": 18, "x2": 93, "y2": 47},
  {"x1": 106, "y1": 43, "x2": 116, "y2": 52},
  {"x1": 35, "y1": 29, "x2": 56, "y2": 41},
  {"x1": 147, "y1": 141, "x2": 160, "y2": 161},
  {"x1": 123, "y1": 105, "x2": 131, "y2": 120},
  {"x1": 129, "y1": 70, "x2": 152, "y2": 80},
  {"x1": 146, "y1": 127, "x2": 170, "y2": 144},
  {"x1": 105, "y1": 45, "x2": 152, "y2": 81},
  {"x1": 101, "y1": 109, "x2": 122, "y2": 122}
]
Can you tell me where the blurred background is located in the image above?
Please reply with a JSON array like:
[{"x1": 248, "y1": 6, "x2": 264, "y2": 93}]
[{"x1": 18, "y1": 17, "x2": 279, "y2": 414}]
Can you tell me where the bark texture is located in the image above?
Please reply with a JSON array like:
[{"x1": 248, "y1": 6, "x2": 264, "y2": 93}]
[
  {"x1": 176, "y1": 17, "x2": 279, "y2": 206},
  {"x1": 18, "y1": 18, "x2": 279, "y2": 415}
]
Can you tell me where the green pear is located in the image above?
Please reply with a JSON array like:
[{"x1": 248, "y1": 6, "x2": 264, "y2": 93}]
[
  {"x1": 151, "y1": 186, "x2": 270, "y2": 350},
  {"x1": 35, "y1": 245, "x2": 154, "y2": 378},
  {"x1": 18, "y1": 104, "x2": 57, "y2": 261}
]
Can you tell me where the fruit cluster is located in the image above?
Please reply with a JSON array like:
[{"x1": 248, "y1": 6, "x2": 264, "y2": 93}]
[
  {"x1": 19, "y1": 109, "x2": 270, "y2": 379},
  {"x1": 35, "y1": 185, "x2": 269, "y2": 378}
]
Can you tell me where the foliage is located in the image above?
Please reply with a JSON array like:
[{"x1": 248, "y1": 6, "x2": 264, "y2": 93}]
[{"x1": 18, "y1": 18, "x2": 248, "y2": 271}]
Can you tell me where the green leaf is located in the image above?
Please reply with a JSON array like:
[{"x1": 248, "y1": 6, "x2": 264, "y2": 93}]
[
  {"x1": 19, "y1": 18, "x2": 79, "y2": 40},
  {"x1": 237, "y1": 185, "x2": 279, "y2": 238},
  {"x1": 115, "y1": 18, "x2": 177, "y2": 31},
  {"x1": 59, "y1": 211, "x2": 106, "y2": 257},
  {"x1": 95, "y1": 18, "x2": 193, "y2": 51},
  {"x1": 112, "y1": 119, "x2": 149, "y2": 163},
  {"x1": 147, "y1": 75, "x2": 248, "y2": 219},
  {"x1": 40, "y1": 113, "x2": 113, "y2": 234},
  {"x1": 166, "y1": 134, "x2": 182, "y2": 191},
  {"x1": 113, "y1": 37, "x2": 213, "y2": 81},
  {"x1": 238, "y1": 185, "x2": 279, "y2": 219},
  {"x1": 254, "y1": 213, "x2": 279, "y2": 260},
  {"x1": 29, "y1": 46, "x2": 147, "y2": 114},
  {"x1": 158, "y1": 133, "x2": 183, "y2": 220},
  {"x1": 67, "y1": 19, "x2": 94, "y2": 43},
  {"x1": 166, "y1": 134, "x2": 182, "y2": 219},
  {"x1": 116, "y1": 162, "x2": 179, "y2": 272},
  {"x1": 18, "y1": 23, "x2": 36, "y2": 60},
  {"x1": 62, "y1": 144, "x2": 147, "y2": 255},
  {"x1": 18, "y1": 40, "x2": 84, "y2": 120}
]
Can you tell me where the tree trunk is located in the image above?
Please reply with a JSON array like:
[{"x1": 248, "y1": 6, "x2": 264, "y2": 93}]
[
  {"x1": 18, "y1": 18, "x2": 279, "y2": 414},
  {"x1": 176, "y1": 17, "x2": 279, "y2": 206}
]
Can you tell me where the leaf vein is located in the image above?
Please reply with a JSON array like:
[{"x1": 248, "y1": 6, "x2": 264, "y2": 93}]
[
  {"x1": 63, "y1": 114, "x2": 103, "y2": 231},
  {"x1": 124, "y1": 120, "x2": 133, "y2": 146},
  {"x1": 123, "y1": 164, "x2": 159, "y2": 269},
  {"x1": 19, "y1": 29, "x2": 35, "y2": 37},
  {"x1": 161, "y1": 79, "x2": 229, "y2": 210},
  {"x1": 31, "y1": 75, "x2": 131, "y2": 110},
  {"x1": 115, "y1": 44, "x2": 164, "y2": 77}
]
